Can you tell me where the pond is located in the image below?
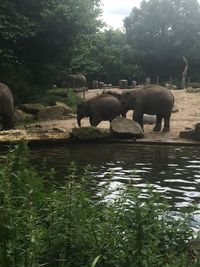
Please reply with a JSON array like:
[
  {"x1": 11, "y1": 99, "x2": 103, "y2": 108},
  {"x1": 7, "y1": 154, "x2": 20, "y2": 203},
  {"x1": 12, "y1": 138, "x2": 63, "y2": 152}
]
[{"x1": 29, "y1": 143, "x2": 200, "y2": 211}]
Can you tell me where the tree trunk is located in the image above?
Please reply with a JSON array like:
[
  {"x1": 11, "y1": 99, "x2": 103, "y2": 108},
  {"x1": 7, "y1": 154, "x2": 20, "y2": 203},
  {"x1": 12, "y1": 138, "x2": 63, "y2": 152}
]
[{"x1": 182, "y1": 56, "x2": 188, "y2": 89}]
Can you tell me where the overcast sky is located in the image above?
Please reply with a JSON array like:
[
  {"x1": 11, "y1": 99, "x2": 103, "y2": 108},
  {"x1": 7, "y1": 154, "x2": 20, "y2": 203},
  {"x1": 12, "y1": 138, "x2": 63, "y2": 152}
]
[{"x1": 101, "y1": 0, "x2": 142, "y2": 29}]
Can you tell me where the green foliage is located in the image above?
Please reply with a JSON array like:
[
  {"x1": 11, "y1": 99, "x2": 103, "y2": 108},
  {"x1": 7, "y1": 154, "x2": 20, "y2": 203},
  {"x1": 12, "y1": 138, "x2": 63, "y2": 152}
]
[
  {"x1": 124, "y1": 0, "x2": 200, "y2": 83},
  {"x1": 70, "y1": 30, "x2": 144, "y2": 85},
  {"x1": 0, "y1": 0, "x2": 102, "y2": 102},
  {"x1": 0, "y1": 143, "x2": 200, "y2": 266}
]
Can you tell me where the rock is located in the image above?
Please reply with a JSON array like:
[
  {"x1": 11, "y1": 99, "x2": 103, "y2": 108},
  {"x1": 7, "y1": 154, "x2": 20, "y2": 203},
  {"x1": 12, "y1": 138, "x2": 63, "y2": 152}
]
[
  {"x1": 52, "y1": 127, "x2": 66, "y2": 133},
  {"x1": 186, "y1": 87, "x2": 200, "y2": 93},
  {"x1": 180, "y1": 122, "x2": 200, "y2": 140},
  {"x1": 165, "y1": 83, "x2": 177, "y2": 90},
  {"x1": 71, "y1": 127, "x2": 110, "y2": 140},
  {"x1": 172, "y1": 104, "x2": 179, "y2": 113},
  {"x1": 14, "y1": 109, "x2": 35, "y2": 123},
  {"x1": 55, "y1": 102, "x2": 72, "y2": 115},
  {"x1": 189, "y1": 82, "x2": 200, "y2": 88},
  {"x1": 37, "y1": 105, "x2": 65, "y2": 120},
  {"x1": 143, "y1": 114, "x2": 156, "y2": 125},
  {"x1": 179, "y1": 130, "x2": 200, "y2": 141},
  {"x1": 195, "y1": 123, "x2": 200, "y2": 132},
  {"x1": 19, "y1": 103, "x2": 45, "y2": 115},
  {"x1": 110, "y1": 117, "x2": 144, "y2": 139}
]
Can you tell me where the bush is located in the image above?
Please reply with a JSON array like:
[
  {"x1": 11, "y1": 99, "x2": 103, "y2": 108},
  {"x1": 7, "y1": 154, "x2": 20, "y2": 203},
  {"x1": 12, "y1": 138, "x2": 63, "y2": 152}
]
[{"x1": 0, "y1": 142, "x2": 199, "y2": 267}]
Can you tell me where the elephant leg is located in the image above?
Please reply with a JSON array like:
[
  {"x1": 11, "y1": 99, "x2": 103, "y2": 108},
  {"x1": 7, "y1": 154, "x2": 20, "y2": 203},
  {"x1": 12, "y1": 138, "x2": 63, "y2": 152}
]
[
  {"x1": 153, "y1": 115, "x2": 162, "y2": 132},
  {"x1": 89, "y1": 116, "x2": 101, "y2": 127},
  {"x1": 133, "y1": 111, "x2": 144, "y2": 131},
  {"x1": 162, "y1": 115, "x2": 170, "y2": 132},
  {"x1": 2, "y1": 114, "x2": 14, "y2": 130},
  {"x1": 121, "y1": 110, "x2": 127, "y2": 118}
]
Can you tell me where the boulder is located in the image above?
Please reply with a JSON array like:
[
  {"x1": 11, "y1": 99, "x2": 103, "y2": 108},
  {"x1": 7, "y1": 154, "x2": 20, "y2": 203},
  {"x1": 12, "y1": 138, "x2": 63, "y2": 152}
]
[
  {"x1": 19, "y1": 103, "x2": 45, "y2": 115},
  {"x1": 14, "y1": 109, "x2": 35, "y2": 123},
  {"x1": 179, "y1": 130, "x2": 200, "y2": 141},
  {"x1": 165, "y1": 83, "x2": 177, "y2": 90},
  {"x1": 179, "y1": 123, "x2": 200, "y2": 141},
  {"x1": 71, "y1": 127, "x2": 110, "y2": 140},
  {"x1": 143, "y1": 114, "x2": 156, "y2": 125},
  {"x1": 195, "y1": 123, "x2": 200, "y2": 132},
  {"x1": 172, "y1": 104, "x2": 179, "y2": 113},
  {"x1": 110, "y1": 117, "x2": 144, "y2": 139},
  {"x1": 55, "y1": 102, "x2": 72, "y2": 115},
  {"x1": 189, "y1": 82, "x2": 200, "y2": 88},
  {"x1": 187, "y1": 87, "x2": 200, "y2": 93},
  {"x1": 37, "y1": 105, "x2": 65, "y2": 120}
]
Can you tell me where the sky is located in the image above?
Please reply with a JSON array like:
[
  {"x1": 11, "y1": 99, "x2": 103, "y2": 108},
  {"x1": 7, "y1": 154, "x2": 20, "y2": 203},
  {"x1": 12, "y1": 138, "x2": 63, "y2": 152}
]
[{"x1": 101, "y1": 0, "x2": 142, "y2": 29}]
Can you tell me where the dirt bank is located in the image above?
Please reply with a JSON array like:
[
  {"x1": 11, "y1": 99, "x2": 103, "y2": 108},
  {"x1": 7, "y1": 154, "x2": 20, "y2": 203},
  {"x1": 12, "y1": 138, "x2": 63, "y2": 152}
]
[
  {"x1": 1, "y1": 88, "x2": 200, "y2": 145},
  {"x1": 29, "y1": 88, "x2": 200, "y2": 144}
]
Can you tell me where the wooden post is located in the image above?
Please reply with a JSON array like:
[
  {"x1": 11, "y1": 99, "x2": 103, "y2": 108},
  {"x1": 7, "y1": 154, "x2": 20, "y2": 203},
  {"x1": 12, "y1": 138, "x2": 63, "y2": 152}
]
[
  {"x1": 132, "y1": 81, "x2": 137, "y2": 88},
  {"x1": 170, "y1": 76, "x2": 172, "y2": 85},
  {"x1": 146, "y1": 78, "x2": 151, "y2": 85},
  {"x1": 156, "y1": 76, "x2": 159, "y2": 85}
]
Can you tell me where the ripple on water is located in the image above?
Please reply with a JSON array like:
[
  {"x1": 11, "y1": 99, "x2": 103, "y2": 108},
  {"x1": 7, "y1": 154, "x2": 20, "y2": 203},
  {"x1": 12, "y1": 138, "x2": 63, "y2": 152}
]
[
  {"x1": 26, "y1": 144, "x2": 200, "y2": 211},
  {"x1": 186, "y1": 165, "x2": 200, "y2": 169},
  {"x1": 164, "y1": 179, "x2": 193, "y2": 184},
  {"x1": 184, "y1": 191, "x2": 200, "y2": 198}
]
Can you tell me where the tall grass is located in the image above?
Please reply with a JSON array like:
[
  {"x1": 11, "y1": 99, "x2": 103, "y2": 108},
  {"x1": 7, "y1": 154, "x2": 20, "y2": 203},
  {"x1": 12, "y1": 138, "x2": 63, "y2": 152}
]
[{"x1": 0, "y1": 142, "x2": 199, "y2": 267}]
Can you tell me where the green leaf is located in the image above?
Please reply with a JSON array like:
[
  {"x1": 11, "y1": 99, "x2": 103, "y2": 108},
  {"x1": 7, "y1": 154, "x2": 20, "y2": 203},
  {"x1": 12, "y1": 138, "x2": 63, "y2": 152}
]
[{"x1": 91, "y1": 255, "x2": 101, "y2": 267}]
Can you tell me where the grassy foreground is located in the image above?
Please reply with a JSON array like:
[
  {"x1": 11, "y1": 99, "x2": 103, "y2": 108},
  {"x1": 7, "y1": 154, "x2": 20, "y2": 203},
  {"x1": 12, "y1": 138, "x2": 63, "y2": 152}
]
[{"x1": 0, "y1": 143, "x2": 200, "y2": 267}]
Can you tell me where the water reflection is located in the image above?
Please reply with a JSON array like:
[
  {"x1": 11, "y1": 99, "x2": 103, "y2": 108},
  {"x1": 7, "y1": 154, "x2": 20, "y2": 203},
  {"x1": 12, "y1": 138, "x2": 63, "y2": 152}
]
[{"x1": 26, "y1": 143, "x2": 200, "y2": 210}]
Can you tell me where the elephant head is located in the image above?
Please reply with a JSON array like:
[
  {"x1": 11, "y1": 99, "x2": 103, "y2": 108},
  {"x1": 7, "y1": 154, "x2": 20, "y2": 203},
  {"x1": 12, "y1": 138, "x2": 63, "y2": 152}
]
[
  {"x1": 77, "y1": 101, "x2": 87, "y2": 127},
  {"x1": 120, "y1": 90, "x2": 136, "y2": 117}
]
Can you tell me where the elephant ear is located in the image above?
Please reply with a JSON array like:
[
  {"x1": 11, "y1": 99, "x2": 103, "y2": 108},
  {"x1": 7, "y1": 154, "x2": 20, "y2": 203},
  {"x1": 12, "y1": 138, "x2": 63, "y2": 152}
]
[{"x1": 77, "y1": 99, "x2": 85, "y2": 109}]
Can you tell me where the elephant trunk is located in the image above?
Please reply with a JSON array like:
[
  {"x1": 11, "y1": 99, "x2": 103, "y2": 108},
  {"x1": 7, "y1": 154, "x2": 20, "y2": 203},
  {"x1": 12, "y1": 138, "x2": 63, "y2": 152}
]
[
  {"x1": 121, "y1": 109, "x2": 127, "y2": 118},
  {"x1": 77, "y1": 116, "x2": 82, "y2": 127}
]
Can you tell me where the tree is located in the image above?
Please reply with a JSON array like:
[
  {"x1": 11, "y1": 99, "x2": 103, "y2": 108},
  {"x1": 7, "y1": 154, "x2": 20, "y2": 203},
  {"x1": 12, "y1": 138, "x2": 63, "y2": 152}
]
[
  {"x1": 0, "y1": 0, "x2": 102, "y2": 102},
  {"x1": 70, "y1": 29, "x2": 144, "y2": 86},
  {"x1": 124, "y1": 0, "x2": 200, "y2": 83}
]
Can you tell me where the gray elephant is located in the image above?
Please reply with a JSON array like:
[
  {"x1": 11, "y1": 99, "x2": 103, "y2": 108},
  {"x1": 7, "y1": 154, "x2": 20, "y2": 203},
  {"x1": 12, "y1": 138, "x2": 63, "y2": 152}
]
[
  {"x1": 77, "y1": 94, "x2": 121, "y2": 127},
  {"x1": 0, "y1": 82, "x2": 14, "y2": 130},
  {"x1": 121, "y1": 85, "x2": 174, "y2": 132},
  {"x1": 63, "y1": 74, "x2": 87, "y2": 88}
]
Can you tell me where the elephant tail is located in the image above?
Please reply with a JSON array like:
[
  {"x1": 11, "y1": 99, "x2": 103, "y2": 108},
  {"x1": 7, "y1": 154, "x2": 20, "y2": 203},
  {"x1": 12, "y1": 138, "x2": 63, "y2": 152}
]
[{"x1": 102, "y1": 90, "x2": 121, "y2": 100}]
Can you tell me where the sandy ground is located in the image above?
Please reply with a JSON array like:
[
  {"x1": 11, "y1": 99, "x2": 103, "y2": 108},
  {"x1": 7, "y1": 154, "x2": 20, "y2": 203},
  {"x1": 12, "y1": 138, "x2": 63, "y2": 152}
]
[{"x1": 34, "y1": 87, "x2": 200, "y2": 144}]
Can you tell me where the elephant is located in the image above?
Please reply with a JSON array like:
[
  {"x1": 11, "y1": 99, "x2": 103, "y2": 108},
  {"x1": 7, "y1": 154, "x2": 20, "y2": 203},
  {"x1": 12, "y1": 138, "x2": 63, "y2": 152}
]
[
  {"x1": 77, "y1": 94, "x2": 121, "y2": 127},
  {"x1": 120, "y1": 85, "x2": 174, "y2": 132},
  {"x1": 0, "y1": 82, "x2": 14, "y2": 130},
  {"x1": 63, "y1": 74, "x2": 87, "y2": 88}
]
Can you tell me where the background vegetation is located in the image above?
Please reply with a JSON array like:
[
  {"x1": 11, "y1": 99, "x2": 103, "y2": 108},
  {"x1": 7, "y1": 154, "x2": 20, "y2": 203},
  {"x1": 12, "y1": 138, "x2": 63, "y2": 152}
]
[{"x1": 0, "y1": 0, "x2": 200, "y2": 104}]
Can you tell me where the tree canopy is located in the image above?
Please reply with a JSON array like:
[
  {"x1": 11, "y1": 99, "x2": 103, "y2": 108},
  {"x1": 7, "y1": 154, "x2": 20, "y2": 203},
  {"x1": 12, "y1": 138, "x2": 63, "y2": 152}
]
[
  {"x1": 124, "y1": 0, "x2": 200, "y2": 83},
  {"x1": 0, "y1": 0, "x2": 102, "y2": 101},
  {"x1": 0, "y1": 0, "x2": 200, "y2": 103}
]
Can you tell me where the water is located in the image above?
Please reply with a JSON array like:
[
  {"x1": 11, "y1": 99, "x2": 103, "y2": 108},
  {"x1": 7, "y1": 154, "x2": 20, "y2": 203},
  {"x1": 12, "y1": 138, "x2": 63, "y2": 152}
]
[{"x1": 29, "y1": 143, "x2": 200, "y2": 211}]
